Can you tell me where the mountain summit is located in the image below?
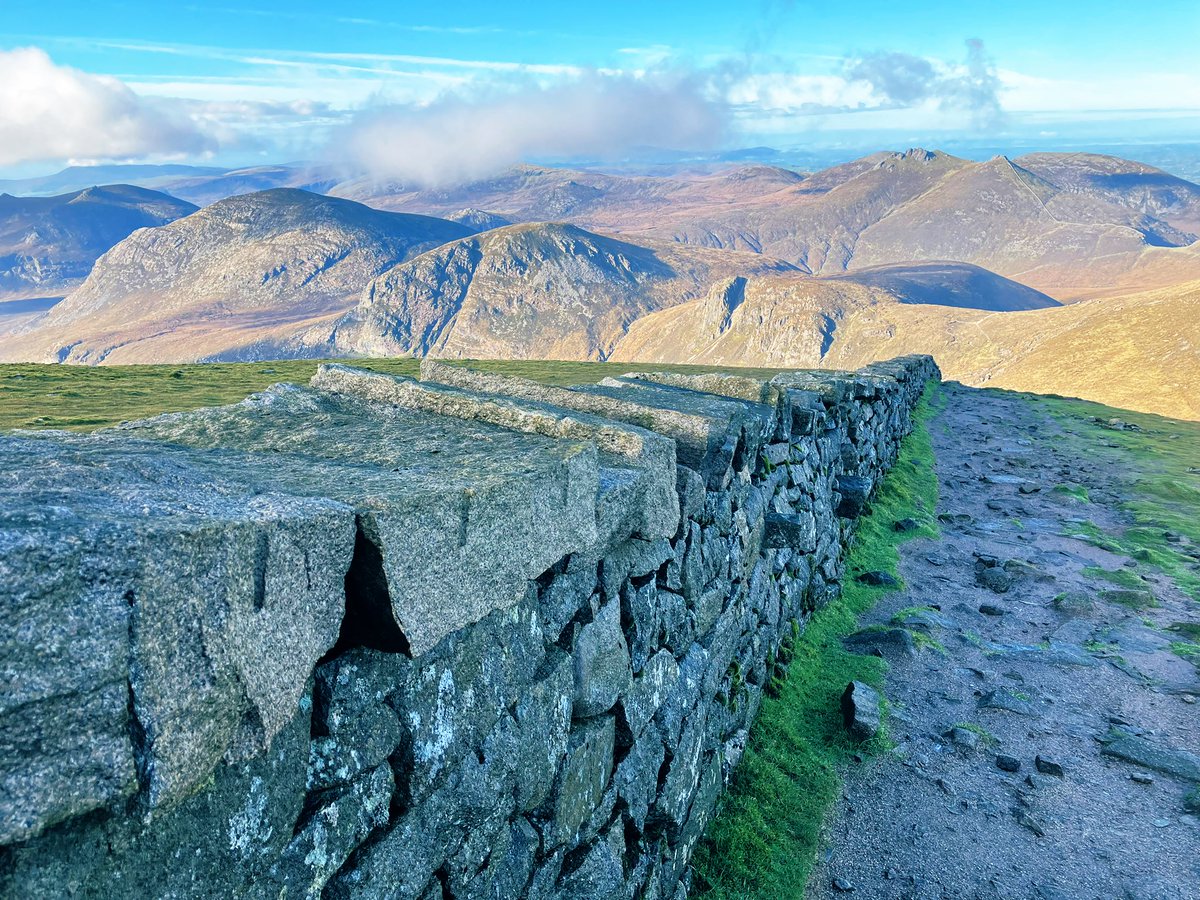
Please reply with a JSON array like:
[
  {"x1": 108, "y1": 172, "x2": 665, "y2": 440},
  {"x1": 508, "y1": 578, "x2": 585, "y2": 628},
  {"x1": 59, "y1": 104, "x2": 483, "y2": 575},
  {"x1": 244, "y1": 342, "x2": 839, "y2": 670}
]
[
  {"x1": 1, "y1": 189, "x2": 473, "y2": 364},
  {"x1": 0, "y1": 184, "x2": 196, "y2": 301}
]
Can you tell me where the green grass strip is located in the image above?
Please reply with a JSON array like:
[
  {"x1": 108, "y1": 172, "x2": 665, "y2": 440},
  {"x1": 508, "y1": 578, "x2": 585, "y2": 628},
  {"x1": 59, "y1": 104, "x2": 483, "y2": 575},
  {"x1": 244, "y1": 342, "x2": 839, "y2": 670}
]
[
  {"x1": 691, "y1": 382, "x2": 941, "y2": 899},
  {"x1": 0, "y1": 358, "x2": 814, "y2": 432}
]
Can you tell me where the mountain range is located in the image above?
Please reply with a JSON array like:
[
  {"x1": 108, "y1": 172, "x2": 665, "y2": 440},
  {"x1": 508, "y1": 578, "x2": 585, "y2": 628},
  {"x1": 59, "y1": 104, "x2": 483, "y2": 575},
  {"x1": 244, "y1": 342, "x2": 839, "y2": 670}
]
[
  {"x1": 0, "y1": 184, "x2": 196, "y2": 301},
  {"x1": 4, "y1": 190, "x2": 470, "y2": 364},
  {"x1": 0, "y1": 149, "x2": 1197, "y2": 420}
]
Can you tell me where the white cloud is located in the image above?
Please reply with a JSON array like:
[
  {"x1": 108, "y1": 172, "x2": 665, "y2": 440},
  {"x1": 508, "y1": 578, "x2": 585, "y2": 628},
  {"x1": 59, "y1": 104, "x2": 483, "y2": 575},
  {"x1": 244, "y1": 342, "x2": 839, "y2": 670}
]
[
  {"x1": 843, "y1": 39, "x2": 1005, "y2": 129},
  {"x1": 0, "y1": 47, "x2": 213, "y2": 166},
  {"x1": 339, "y1": 71, "x2": 727, "y2": 186}
]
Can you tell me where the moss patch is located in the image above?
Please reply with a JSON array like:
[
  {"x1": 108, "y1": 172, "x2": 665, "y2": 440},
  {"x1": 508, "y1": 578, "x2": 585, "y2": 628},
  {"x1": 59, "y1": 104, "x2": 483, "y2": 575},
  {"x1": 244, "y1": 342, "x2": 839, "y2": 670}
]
[
  {"x1": 1052, "y1": 482, "x2": 1090, "y2": 502},
  {"x1": 1082, "y1": 566, "x2": 1147, "y2": 591},
  {"x1": 690, "y1": 383, "x2": 941, "y2": 899}
]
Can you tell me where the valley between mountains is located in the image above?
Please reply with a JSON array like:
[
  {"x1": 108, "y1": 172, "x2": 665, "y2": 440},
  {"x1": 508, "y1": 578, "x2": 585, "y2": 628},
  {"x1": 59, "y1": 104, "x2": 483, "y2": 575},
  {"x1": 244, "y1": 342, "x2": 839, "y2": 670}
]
[{"x1": 1, "y1": 149, "x2": 1198, "y2": 420}]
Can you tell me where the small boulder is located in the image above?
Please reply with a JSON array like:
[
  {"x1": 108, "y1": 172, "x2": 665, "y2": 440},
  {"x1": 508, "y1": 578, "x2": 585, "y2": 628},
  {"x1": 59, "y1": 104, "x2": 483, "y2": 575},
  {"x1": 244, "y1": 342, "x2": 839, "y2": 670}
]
[
  {"x1": 841, "y1": 681, "x2": 881, "y2": 741},
  {"x1": 979, "y1": 603, "x2": 1005, "y2": 617},
  {"x1": 977, "y1": 567, "x2": 1014, "y2": 594},
  {"x1": 1035, "y1": 755, "x2": 1065, "y2": 777},
  {"x1": 1053, "y1": 592, "x2": 1093, "y2": 614},
  {"x1": 893, "y1": 517, "x2": 920, "y2": 533},
  {"x1": 946, "y1": 726, "x2": 981, "y2": 751},
  {"x1": 844, "y1": 627, "x2": 917, "y2": 659},
  {"x1": 1100, "y1": 589, "x2": 1156, "y2": 610},
  {"x1": 1015, "y1": 810, "x2": 1047, "y2": 837},
  {"x1": 856, "y1": 570, "x2": 899, "y2": 588},
  {"x1": 996, "y1": 754, "x2": 1021, "y2": 773}
]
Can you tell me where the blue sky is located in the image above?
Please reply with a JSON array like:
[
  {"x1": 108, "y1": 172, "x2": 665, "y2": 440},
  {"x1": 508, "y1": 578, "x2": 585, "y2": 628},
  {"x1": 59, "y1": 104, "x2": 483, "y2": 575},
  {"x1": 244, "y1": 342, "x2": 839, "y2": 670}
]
[{"x1": 2, "y1": 1, "x2": 1198, "y2": 178}]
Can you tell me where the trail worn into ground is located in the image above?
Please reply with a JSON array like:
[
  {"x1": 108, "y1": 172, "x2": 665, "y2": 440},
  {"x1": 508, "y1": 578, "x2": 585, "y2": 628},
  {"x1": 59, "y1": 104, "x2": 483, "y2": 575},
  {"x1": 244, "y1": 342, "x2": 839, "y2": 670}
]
[{"x1": 809, "y1": 383, "x2": 1200, "y2": 899}]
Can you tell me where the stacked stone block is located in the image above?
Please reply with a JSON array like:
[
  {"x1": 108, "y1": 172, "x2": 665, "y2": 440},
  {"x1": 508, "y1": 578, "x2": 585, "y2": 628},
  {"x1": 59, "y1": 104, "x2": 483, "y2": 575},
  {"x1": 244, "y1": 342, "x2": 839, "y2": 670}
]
[{"x1": 0, "y1": 355, "x2": 938, "y2": 898}]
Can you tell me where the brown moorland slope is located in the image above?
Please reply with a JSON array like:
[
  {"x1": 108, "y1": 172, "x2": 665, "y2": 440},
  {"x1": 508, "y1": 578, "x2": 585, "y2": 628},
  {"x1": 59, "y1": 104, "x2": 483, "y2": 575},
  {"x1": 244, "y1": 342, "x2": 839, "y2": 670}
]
[
  {"x1": 0, "y1": 189, "x2": 474, "y2": 364},
  {"x1": 614, "y1": 275, "x2": 1200, "y2": 420},
  {"x1": 338, "y1": 150, "x2": 1200, "y2": 298}
]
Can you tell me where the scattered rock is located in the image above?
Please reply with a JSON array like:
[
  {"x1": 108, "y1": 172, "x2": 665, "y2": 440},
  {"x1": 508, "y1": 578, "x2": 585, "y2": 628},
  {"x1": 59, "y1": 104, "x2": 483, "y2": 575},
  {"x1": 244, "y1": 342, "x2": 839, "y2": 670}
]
[
  {"x1": 982, "y1": 474, "x2": 1028, "y2": 486},
  {"x1": 996, "y1": 754, "x2": 1021, "y2": 772},
  {"x1": 925, "y1": 554, "x2": 947, "y2": 566},
  {"x1": 1130, "y1": 772, "x2": 1155, "y2": 785},
  {"x1": 856, "y1": 570, "x2": 899, "y2": 588},
  {"x1": 832, "y1": 876, "x2": 856, "y2": 892},
  {"x1": 978, "y1": 689, "x2": 1036, "y2": 716},
  {"x1": 947, "y1": 726, "x2": 981, "y2": 751},
  {"x1": 937, "y1": 513, "x2": 973, "y2": 526},
  {"x1": 1053, "y1": 592, "x2": 1093, "y2": 614},
  {"x1": 1025, "y1": 773, "x2": 1055, "y2": 791},
  {"x1": 893, "y1": 517, "x2": 920, "y2": 533},
  {"x1": 894, "y1": 608, "x2": 955, "y2": 631},
  {"x1": 986, "y1": 642, "x2": 1098, "y2": 668},
  {"x1": 1015, "y1": 809, "x2": 1047, "y2": 837},
  {"x1": 977, "y1": 567, "x2": 1014, "y2": 594},
  {"x1": 1035, "y1": 755, "x2": 1065, "y2": 777},
  {"x1": 844, "y1": 627, "x2": 917, "y2": 659},
  {"x1": 1003, "y1": 558, "x2": 1042, "y2": 579},
  {"x1": 1101, "y1": 732, "x2": 1200, "y2": 782},
  {"x1": 1099, "y1": 589, "x2": 1156, "y2": 610},
  {"x1": 979, "y1": 603, "x2": 1005, "y2": 617},
  {"x1": 841, "y1": 681, "x2": 882, "y2": 742},
  {"x1": 1018, "y1": 483, "x2": 1042, "y2": 494}
]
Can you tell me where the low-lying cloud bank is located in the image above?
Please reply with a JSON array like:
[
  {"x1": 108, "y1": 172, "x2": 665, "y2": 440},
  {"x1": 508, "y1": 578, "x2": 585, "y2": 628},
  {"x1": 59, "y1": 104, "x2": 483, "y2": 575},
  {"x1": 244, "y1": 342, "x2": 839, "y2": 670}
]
[
  {"x1": 0, "y1": 48, "x2": 212, "y2": 167},
  {"x1": 338, "y1": 72, "x2": 727, "y2": 187},
  {"x1": 0, "y1": 40, "x2": 1008, "y2": 178}
]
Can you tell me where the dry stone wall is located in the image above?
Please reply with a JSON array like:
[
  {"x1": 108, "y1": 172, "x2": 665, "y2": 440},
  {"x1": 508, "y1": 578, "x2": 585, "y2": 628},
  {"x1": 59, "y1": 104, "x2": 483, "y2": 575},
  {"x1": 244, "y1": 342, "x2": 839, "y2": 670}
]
[{"x1": 0, "y1": 354, "x2": 938, "y2": 899}]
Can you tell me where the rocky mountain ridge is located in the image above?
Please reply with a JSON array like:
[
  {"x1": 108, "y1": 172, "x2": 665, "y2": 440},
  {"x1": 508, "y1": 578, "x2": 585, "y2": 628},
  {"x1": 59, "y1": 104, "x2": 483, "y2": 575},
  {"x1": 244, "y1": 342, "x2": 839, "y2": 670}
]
[{"x1": 0, "y1": 184, "x2": 196, "y2": 300}]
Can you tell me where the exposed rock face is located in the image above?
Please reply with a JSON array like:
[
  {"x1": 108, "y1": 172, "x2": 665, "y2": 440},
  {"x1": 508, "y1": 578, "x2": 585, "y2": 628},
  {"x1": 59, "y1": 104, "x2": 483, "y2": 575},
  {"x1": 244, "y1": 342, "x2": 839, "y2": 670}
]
[
  {"x1": 0, "y1": 189, "x2": 473, "y2": 364},
  {"x1": 610, "y1": 263, "x2": 1057, "y2": 369},
  {"x1": 311, "y1": 222, "x2": 798, "y2": 362},
  {"x1": 0, "y1": 354, "x2": 937, "y2": 898},
  {"x1": 0, "y1": 184, "x2": 196, "y2": 300}
]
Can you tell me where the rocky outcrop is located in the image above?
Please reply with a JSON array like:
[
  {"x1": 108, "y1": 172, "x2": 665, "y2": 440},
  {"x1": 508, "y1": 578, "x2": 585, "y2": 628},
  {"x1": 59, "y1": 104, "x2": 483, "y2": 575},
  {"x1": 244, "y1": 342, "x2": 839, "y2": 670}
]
[{"x1": 0, "y1": 354, "x2": 938, "y2": 898}]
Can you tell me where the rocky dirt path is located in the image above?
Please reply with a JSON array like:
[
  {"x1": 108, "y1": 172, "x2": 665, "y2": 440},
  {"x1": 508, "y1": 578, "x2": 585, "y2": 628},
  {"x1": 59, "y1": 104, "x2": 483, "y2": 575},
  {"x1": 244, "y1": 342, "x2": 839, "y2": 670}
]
[{"x1": 808, "y1": 383, "x2": 1200, "y2": 900}]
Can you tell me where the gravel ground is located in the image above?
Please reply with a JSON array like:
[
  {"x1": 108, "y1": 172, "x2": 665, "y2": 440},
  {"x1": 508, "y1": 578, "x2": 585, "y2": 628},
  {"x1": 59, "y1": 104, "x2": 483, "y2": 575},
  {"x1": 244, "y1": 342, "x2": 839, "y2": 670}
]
[{"x1": 808, "y1": 384, "x2": 1200, "y2": 900}]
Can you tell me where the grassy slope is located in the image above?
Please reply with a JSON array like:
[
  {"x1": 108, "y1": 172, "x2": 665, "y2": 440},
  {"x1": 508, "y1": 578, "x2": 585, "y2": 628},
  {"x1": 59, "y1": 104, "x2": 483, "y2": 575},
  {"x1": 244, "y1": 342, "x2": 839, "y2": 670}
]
[
  {"x1": 691, "y1": 384, "x2": 942, "y2": 898},
  {"x1": 0, "y1": 359, "x2": 803, "y2": 432},
  {"x1": 1014, "y1": 391, "x2": 1200, "y2": 602},
  {"x1": 1014, "y1": 390, "x2": 1200, "y2": 673}
]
